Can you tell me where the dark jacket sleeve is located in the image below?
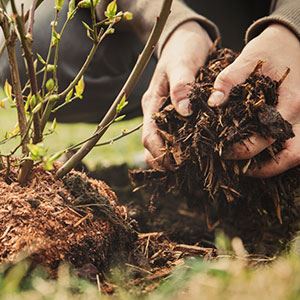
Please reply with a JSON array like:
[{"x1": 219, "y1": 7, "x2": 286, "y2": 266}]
[
  {"x1": 246, "y1": 0, "x2": 300, "y2": 42},
  {"x1": 96, "y1": 0, "x2": 220, "y2": 57}
]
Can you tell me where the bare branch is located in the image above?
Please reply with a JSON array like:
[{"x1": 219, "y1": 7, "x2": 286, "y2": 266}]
[
  {"x1": 0, "y1": 10, "x2": 33, "y2": 184},
  {"x1": 56, "y1": 0, "x2": 173, "y2": 178},
  {"x1": 11, "y1": 0, "x2": 42, "y2": 143},
  {"x1": 28, "y1": 0, "x2": 38, "y2": 35}
]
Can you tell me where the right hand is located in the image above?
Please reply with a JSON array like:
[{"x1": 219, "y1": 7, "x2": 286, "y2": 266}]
[{"x1": 141, "y1": 21, "x2": 213, "y2": 168}]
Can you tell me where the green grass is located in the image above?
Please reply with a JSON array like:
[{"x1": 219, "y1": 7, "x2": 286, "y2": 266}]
[
  {"x1": 0, "y1": 106, "x2": 143, "y2": 169},
  {"x1": 1, "y1": 242, "x2": 300, "y2": 300}
]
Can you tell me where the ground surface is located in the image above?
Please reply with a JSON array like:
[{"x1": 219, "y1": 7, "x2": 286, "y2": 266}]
[{"x1": 1, "y1": 94, "x2": 300, "y2": 299}]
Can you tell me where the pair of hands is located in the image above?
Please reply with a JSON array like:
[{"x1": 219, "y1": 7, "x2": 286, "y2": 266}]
[{"x1": 141, "y1": 21, "x2": 300, "y2": 177}]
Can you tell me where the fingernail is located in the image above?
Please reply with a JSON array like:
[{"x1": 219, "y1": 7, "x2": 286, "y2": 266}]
[
  {"x1": 178, "y1": 99, "x2": 192, "y2": 116},
  {"x1": 208, "y1": 90, "x2": 225, "y2": 107}
]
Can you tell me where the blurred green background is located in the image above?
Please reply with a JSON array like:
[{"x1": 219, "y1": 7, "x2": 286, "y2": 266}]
[{"x1": 0, "y1": 103, "x2": 144, "y2": 169}]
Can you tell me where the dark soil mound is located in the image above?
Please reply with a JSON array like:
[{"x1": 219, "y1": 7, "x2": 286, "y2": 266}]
[
  {"x1": 130, "y1": 48, "x2": 300, "y2": 255},
  {"x1": 0, "y1": 163, "x2": 136, "y2": 279}
]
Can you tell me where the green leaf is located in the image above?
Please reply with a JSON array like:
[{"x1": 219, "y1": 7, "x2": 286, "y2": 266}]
[
  {"x1": 0, "y1": 99, "x2": 6, "y2": 109},
  {"x1": 116, "y1": 94, "x2": 128, "y2": 114},
  {"x1": 51, "y1": 118, "x2": 57, "y2": 132},
  {"x1": 82, "y1": 21, "x2": 92, "y2": 33},
  {"x1": 46, "y1": 78, "x2": 55, "y2": 91},
  {"x1": 51, "y1": 30, "x2": 61, "y2": 46},
  {"x1": 114, "y1": 114, "x2": 126, "y2": 122},
  {"x1": 36, "y1": 53, "x2": 46, "y2": 65},
  {"x1": 29, "y1": 95, "x2": 37, "y2": 110},
  {"x1": 43, "y1": 159, "x2": 54, "y2": 171},
  {"x1": 46, "y1": 64, "x2": 56, "y2": 72},
  {"x1": 24, "y1": 93, "x2": 31, "y2": 112},
  {"x1": 27, "y1": 143, "x2": 48, "y2": 161},
  {"x1": 78, "y1": 0, "x2": 100, "y2": 8},
  {"x1": 67, "y1": 0, "x2": 76, "y2": 19},
  {"x1": 78, "y1": 0, "x2": 91, "y2": 8},
  {"x1": 32, "y1": 102, "x2": 42, "y2": 114},
  {"x1": 43, "y1": 150, "x2": 65, "y2": 171},
  {"x1": 106, "y1": 27, "x2": 115, "y2": 34},
  {"x1": 65, "y1": 88, "x2": 73, "y2": 103},
  {"x1": 105, "y1": 0, "x2": 117, "y2": 19},
  {"x1": 55, "y1": 0, "x2": 65, "y2": 11},
  {"x1": 4, "y1": 80, "x2": 12, "y2": 102},
  {"x1": 123, "y1": 11, "x2": 133, "y2": 21},
  {"x1": 75, "y1": 76, "x2": 85, "y2": 99}
]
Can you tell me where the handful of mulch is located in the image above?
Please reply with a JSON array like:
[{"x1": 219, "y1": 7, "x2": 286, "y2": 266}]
[{"x1": 130, "y1": 48, "x2": 300, "y2": 253}]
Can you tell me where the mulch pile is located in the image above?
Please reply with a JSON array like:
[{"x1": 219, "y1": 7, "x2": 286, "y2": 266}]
[
  {"x1": 130, "y1": 48, "x2": 300, "y2": 254},
  {"x1": 0, "y1": 162, "x2": 215, "y2": 291},
  {"x1": 0, "y1": 162, "x2": 136, "y2": 278}
]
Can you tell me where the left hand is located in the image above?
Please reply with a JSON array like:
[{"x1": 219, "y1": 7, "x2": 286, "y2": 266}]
[{"x1": 207, "y1": 24, "x2": 300, "y2": 178}]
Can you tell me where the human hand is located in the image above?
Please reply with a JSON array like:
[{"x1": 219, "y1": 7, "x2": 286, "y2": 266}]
[
  {"x1": 142, "y1": 21, "x2": 212, "y2": 168},
  {"x1": 207, "y1": 24, "x2": 300, "y2": 177}
]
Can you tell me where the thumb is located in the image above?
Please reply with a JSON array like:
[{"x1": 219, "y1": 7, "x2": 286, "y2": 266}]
[
  {"x1": 208, "y1": 58, "x2": 254, "y2": 107},
  {"x1": 168, "y1": 67, "x2": 196, "y2": 117}
]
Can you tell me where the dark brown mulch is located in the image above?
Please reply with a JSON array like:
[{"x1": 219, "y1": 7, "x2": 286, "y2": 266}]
[
  {"x1": 0, "y1": 162, "x2": 136, "y2": 279},
  {"x1": 130, "y1": 48, "x2": 300, "y2": 255}
]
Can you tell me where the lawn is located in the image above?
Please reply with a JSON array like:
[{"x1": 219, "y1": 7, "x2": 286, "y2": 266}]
[{"x1": 0, "y1": 106, "x2": 144, "y2": 169}]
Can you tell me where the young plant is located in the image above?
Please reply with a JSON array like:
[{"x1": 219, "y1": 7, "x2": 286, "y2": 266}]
[{"x1": 0, "y1": 0, "x2": 172, "y2": 184}]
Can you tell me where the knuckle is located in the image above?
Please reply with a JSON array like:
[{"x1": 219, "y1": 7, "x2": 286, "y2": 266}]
[
  {"x1": 142, "y1": 132, "x2": 151, "y2": 149},
  {"x1": 144, "y1": 151, "x2": 153, "y2": 166},
  {"x1": 141, "y1": 91, "x2": 152, "y2": 109},
  {"x1": 170, "y1": 81, "x2": 190, "y2": 100},
  {"x1": 216, "y1": 68, "x2": 234, "y2": 87}
]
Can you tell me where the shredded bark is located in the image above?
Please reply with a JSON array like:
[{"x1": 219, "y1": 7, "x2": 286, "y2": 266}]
[
  {"x1": 130, "y1": 48, "x2": 300, "y2": 254},
  {"x1": 0, "y1": 162, "x2": 136, "y2": 278}
]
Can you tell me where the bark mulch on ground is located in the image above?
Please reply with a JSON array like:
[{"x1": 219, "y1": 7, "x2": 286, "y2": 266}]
[{"x1": 0, "y1": 163, "x2": 136, "y2": 280}]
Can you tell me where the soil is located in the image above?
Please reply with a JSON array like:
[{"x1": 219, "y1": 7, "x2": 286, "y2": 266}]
[{"x1": 130, "y1": 47, "x2": 300, "y2": 255}]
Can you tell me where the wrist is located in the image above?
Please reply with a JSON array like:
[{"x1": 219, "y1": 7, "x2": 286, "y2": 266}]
[{"x1": 262, "y1": 24, "x2": 300, "y2": 47}]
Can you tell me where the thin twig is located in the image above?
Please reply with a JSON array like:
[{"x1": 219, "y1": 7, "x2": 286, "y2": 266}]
[
  {"x1": 68, "y1": 122, "x2": 143, "y2": 152},
  {"x1": 11, "y1": 0, "x2": 42, "y2": 144},
  {"x1": 0, "y1": 11, "x2": 33, "y2": 184},
  {"x1": 28, "y1": 0, "x2": 38, "y2": 35},
  {"x1": 56, "y1": 0, "x2": 173, "y2": 178},
  {"x1": 94, "y1": 123, "x2": 142, "y2": 147},
  {"x1": 40, "y1": 20, "x2": 105, "y2": 131}
]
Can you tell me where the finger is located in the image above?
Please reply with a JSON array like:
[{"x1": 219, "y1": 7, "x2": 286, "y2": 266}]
[
  {"x1": 168, "y1": 66, "x2": 196, "y2": 117},
  {"x1": 247, "y1": 126, "x2": 300, "y2": 178},
  {"x1": 142, "y1": 115, "x2": 165, "y2": 159},
  {"x1": 248, "y1": 148, "x2": 298, "y2": 178},
  {"x1": 208, "y1": 56, "x2": 256, "y2": 107},
  {"x1": 223, "y1": 134, "x2": 274, "y2": 160},
  {"x1": 141, "y1": 68, "x2": 168, "y2": 164},
  {"x1": 144, "y1": 149, "x2": 163, "y2": 170}
]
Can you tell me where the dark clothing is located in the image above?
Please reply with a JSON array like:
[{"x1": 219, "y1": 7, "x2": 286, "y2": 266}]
[
  {"x1": 0, "y1": 0, "x2": 298, "y2": 123},
  {"x1": 0, "y1": 1, "x2": 154, "y2": 122},
  {"x1": 185, "y1": 0, "x2": 271, "y2": 51}
]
